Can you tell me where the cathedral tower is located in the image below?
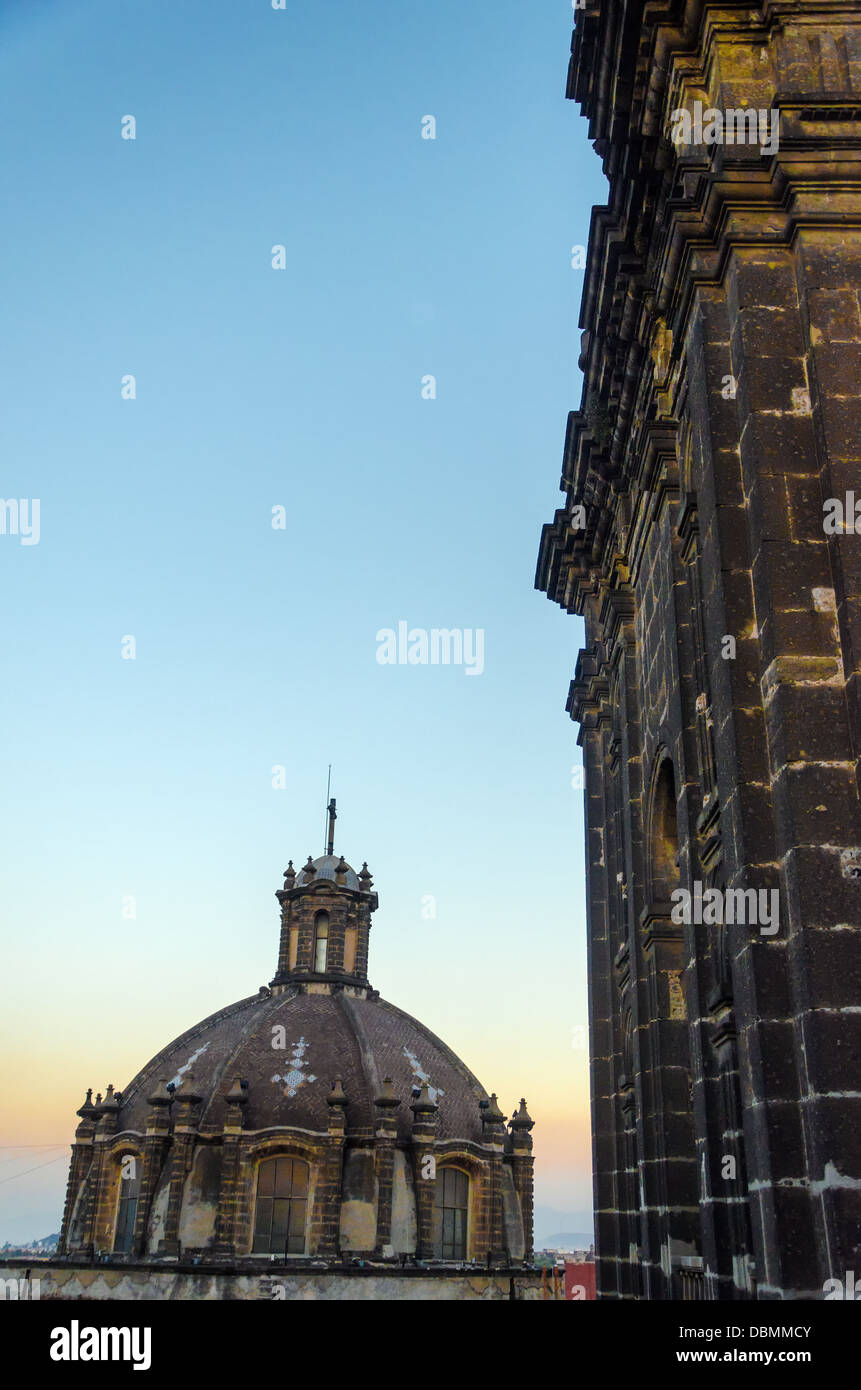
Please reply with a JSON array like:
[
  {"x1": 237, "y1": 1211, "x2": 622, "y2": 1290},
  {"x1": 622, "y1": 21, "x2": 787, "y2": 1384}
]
[{"x1": 537, "y1": 0, "x2": 861, "y2": 1299}]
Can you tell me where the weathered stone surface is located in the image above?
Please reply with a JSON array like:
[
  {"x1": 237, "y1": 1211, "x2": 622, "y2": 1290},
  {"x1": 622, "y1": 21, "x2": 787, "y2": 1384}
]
[
  {"x1": 0, "y1": 1262, "x2": 540, "y2": 1302},
  {"x1": 538, "y1": 0, "x2": 861, "y2": 1301}
]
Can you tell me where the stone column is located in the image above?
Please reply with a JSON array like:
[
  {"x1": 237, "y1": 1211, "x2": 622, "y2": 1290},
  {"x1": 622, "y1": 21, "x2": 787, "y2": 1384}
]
[
  {"x1": 410, "y1": 1084, "x2": 438, "y2": 1259},
  {"x1": 509, "y1": 1099, "x2": 535, "y2": 1261},
  {"x1": 373, "y1": 1077, "x2": 400, "y2": 1256},
  {"x1": 132, "y1": 1081, "x2": 172, "y2": 1257},
  {"x1": 157, "y1": 1074, "x2": 202, "y2": 1258},
  {"x1": 80, "y1": 1087, "x2": 121, "y2": 1257},
  {"x1": 708, "y1": 1009, "x2": 755, "y2": 1299},
  {"x1": 640, "y1": 908, "x2": 700, "y2": 1299},
  {"x1": 57, "y1": 1090, "x2": 97, "y2": 1256},
  {"x1": 311, "y1": 1078, "x2": 347, "y2": 1258},
  {"x1": 213, "y1": 1078, "x2": 249, "y2": 1258},
  {"x1": 568, "y1": 652, "x2": 618, "y2": 1298},
  {"x1": 481, "y1": 1094, "x2": 508, "y2": 1265}
]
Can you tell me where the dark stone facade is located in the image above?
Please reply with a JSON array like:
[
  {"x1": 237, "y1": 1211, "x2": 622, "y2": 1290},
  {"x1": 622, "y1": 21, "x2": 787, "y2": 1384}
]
[{"x1": 536, "y1": 0, "x2": 861, "y2": 1299}]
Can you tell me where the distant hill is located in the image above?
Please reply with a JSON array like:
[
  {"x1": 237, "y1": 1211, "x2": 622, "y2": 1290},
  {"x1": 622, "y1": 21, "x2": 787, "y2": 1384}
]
[{"x1": 533, "y1": 1206, "x2": 594, "y2": 1248}]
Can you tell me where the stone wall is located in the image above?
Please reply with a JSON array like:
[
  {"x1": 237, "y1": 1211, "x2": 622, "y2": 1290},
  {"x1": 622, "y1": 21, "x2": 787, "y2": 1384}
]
[
  {"x1": 536, "y1": 0, "x2": 861, "y2": 1301},
  {"x1": 0, "y1": 1261, "x2": 541, "y2": 1302}
]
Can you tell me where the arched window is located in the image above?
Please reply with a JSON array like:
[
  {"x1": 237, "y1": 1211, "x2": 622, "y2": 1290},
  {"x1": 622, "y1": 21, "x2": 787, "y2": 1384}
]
[
  {"x1": 252, "y1": 1156, "x2": 309, "y2": 1255},
  {"x1": 434, "y1": 1166, "x2": 469, "y2": 1260},
  {"x1": 113, "y1": 1158, "x2": 141, "y2": 1254},
  {"x1": 313, "y1": 911, "x2": 329, "y2": 973}
]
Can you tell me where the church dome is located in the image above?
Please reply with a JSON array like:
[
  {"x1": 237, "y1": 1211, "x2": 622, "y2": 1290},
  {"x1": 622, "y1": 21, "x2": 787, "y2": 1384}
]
[
  {"x1": 114, "y1": 987, "x2": 487, "y2": 1143},
  {"x1": 286, "y1": 853, "x2": 364, "y2": 893},
  {"x1": 59, "y1": 805, "x2": 535, "y2": 1274}
]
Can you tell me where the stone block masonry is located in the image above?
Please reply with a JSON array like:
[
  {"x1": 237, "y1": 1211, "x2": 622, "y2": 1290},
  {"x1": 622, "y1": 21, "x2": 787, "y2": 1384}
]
[{"x1": 536, "y1": 0, "x2": 861, "y2": 1301}]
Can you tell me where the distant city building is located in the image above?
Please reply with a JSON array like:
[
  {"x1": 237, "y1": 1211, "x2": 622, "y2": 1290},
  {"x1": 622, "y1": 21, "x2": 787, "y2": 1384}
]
[{"x1": 0, "y1": 1234, "x2": 58, "y2": 1259}]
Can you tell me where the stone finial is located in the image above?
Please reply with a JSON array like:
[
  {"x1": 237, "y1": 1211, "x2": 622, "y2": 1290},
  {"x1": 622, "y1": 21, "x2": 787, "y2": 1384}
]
[
  {"x1": 147, "y1": 1079, "x2": 172, "y2": 1108},
  {"x1": 283, "y1": 861, "x2": 296, "y2": 888},
  {"x1": 335, "y1": 855, "x2": 348, "y2": 884},
  {"x1": 94, "y1": 1085, "x2": 121, "y2": 1133},
  {"x1": 76, "y1": 1088, "x2": 94, "y2": 1118},
  {"x1": 302, "y1": 855, "x2": 317, "y2": 883},
  {"x1": 510, "y1": 1097, "x2": 534, "y2": 1131},
  {"x1": 409, "y1": 1082, "x2": 438, "y2": 1118},
  {"x1": 175, "y1": 1071, "x2": 203, "y2": 1106},
  {"x1": 481, "y1": 1093, "x2": 505, "y2": 1125},
  {"x1": 326, "y1": 1077, "x2": 348, "y2": 1109},
  {"x1": 374, "y1": 1076, "x2": 400, "y2": 1110},
  {"x1": 225, "y1": 1077, "x2": 249, "y2": 1106},
  {"x1": 358, "y1": 862, "x2": 373, "y2": 890}
]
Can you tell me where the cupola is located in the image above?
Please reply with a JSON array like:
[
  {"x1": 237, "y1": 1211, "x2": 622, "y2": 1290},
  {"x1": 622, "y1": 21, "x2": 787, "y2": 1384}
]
[{"x1": 270, "y1": 799, "x2": 379, "y2": 994}]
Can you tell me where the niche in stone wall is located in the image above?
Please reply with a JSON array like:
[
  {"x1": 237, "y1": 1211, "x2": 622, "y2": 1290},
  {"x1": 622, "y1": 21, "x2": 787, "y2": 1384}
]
[
  {"x1": 390, "y1": 1149, "x2": 417, "y2": 1255},
  {"x1": 645, "y1": 750, "x2": 702, "y2": 1276},
  {"x1": 501, "y1": 1167, "x2": 525, "y2": 1262},
  {"x1": 178, "y1": 1146, "x2": 221, "y2": 1252},
  {"x1": 648, "y1": 754, "x2": 680, "y2": 904},
  {"x1": 339, "y1": 1149, "x2": 378, "y2": 1252}
]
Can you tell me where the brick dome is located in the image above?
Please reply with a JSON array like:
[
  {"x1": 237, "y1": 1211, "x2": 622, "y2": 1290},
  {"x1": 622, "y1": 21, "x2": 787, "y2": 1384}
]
[
  {"x1": 288, "y1": 853, "x2": 363, "y2": 892},
  {"x1": 59, "y1": 821, "x2": 535, "y2": 1272},
  {"x1": 114, "y1": 986, "x2": 488, "y2": 1143}
]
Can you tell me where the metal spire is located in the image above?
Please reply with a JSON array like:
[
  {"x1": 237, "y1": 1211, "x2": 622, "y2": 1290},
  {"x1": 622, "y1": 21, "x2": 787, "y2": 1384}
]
[{"x1": 325, "y1": 766, "x2": 337, "y2": 856}]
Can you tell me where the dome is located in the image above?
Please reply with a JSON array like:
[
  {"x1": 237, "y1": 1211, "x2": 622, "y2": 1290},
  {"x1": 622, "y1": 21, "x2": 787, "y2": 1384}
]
[
  {"x1": 115, "y1": 987, "x2": 488, "y2": 1143},
  {"x1": 58, "y1": 820, "x2": 536, "y2": 1278},
  {"x1": 285, "y1": 854, "x2": 364, "y2": 894}
]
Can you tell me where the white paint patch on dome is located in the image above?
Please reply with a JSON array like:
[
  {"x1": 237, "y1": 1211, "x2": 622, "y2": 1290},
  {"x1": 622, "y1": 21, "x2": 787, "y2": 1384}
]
[
  {"x1": 403, "y1": 1046, "x2": 445, "y2": 1104},
  {"x1": 168, "y1": 1044, "x2": 209, "y2": 1090},
  {"x1": 272, "y1": 1036, "x2": 317, "y2": 1098}
]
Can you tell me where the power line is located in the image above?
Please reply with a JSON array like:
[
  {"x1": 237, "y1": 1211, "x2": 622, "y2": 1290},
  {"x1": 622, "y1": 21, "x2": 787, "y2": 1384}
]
[
  {"x1": 0, "y1": 1155, "x2": 67, "y2": 1186},
  {"x1": 0, "y1": 1147, "x2": 67, "y2": 1164},
  {"x1": 0, "y1": 1146, "x2": 67, "y2": 1167}
]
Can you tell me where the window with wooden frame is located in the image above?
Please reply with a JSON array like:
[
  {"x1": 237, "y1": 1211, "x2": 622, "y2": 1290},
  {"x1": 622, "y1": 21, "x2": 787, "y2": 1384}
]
[
  {"x1": 252, "y1": 1156, "x2": 309, "y2": 1255},
  {"x1": 433, "y1": 1166, "x2": 469, "y2": 1260},
  {"x1": 113, "y1": 1159, "x2": 141, "y2": 1253}
]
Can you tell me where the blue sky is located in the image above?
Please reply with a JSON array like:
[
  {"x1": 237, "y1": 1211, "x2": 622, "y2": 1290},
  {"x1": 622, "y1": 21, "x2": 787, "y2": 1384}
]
[{"x1": 0, "y1": 0, "x2": 605, "y2": 1241}]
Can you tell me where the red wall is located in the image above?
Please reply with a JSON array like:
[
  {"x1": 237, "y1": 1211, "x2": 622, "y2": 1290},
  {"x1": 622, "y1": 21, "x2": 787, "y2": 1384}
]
[{"x1": 564, "y1": 1262, "x2": 597, "y2": 1300}]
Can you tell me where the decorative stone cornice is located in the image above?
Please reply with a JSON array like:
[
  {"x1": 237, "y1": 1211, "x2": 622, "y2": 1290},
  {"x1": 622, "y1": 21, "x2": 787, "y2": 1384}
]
[{"x1": 537, "y1": 1, "x2": 861, "y2": 641}]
